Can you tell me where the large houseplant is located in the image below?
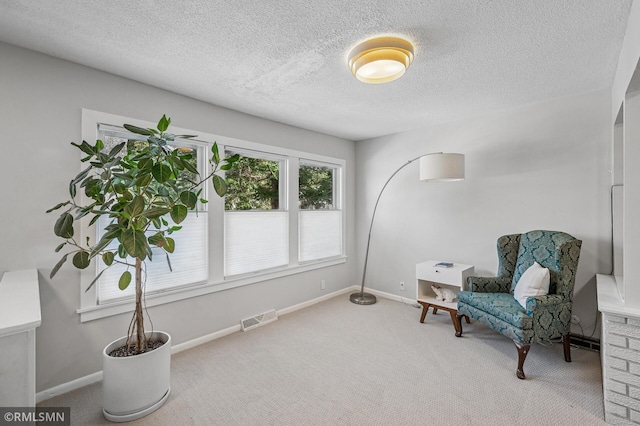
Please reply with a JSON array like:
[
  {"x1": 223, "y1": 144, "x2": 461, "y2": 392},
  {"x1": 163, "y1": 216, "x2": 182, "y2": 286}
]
[{"x1": 48, "y1": 115, "x2": 237, "y2": 420}]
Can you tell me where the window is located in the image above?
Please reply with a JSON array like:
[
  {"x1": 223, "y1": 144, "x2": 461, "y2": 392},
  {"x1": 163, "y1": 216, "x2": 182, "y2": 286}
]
[
  {"x1": 223, "y1": 149, "x2": 289, "y2": 276},
  {"x1": 93, "y1": 124, "x2": 208, "y2": 304},
  {"x1": 78, "y1": 109, "x2": 346, "y2": 322},
  {"x1": 298, "y1": 161, "x2": 343, "y2": 262}
]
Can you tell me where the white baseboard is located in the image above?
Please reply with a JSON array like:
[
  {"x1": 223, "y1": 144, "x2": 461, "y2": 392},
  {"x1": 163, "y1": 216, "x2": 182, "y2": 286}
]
[
  {"x1": 172, "y1": 324, "x2": 242, "y2": 354},
  {"x1": 278, "y1": 286, "x2": 356, "y2": 316},
  {"x1": 36, "y1": 371, "x2": 103, "y2": 403},
  {"x1": 364, "y1": 287, "x2": 419, "y2": 306},
  {"x1": 36, "y1": 285, "x2": 357, "y2": 403}
]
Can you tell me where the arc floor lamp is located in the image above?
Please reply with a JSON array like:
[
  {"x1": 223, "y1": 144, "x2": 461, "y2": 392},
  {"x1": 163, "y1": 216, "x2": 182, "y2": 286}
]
[{"x1": 350, "y1": 152, "x2": 465, "y2": 305}]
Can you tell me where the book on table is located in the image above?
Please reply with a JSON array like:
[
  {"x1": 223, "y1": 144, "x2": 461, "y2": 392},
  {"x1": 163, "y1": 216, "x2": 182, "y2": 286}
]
[{"x1": 434, "y1": 262, "x2": 453, "y2": 268}]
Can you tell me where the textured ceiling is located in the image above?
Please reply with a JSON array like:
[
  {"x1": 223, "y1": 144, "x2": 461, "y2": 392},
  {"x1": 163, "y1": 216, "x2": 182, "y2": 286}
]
[{"x1": 0, "y1": 1, "x2": 633, "y2": 141}]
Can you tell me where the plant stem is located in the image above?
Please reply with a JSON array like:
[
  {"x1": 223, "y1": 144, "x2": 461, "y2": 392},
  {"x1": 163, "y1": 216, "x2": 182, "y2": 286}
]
[{"x1": 134, "y1": 258, "x2": 147, "y2": 353}]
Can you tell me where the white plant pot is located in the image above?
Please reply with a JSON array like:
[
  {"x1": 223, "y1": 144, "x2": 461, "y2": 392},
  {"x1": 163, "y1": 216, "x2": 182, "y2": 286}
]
[{"x1": 102, "y1": 331, "x2": 171, "y2": 422}]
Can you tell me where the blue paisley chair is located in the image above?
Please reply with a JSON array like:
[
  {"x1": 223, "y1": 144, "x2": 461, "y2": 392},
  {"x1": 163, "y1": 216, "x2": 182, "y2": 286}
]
[{"x1": 455, "y1": 230, "x2": 582, "y2": 379}]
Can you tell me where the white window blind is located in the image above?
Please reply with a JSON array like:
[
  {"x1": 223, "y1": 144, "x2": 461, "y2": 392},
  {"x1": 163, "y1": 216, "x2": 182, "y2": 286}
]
[
  {"x1": 299, "y1": 210, "x2": 342, "y2": 262},
  {"x1": 97, "y1": 213, "x2": 208, "y2": 303},
  {"x1": 224, "y1": 211, "x2": 289, "y2": 276}
]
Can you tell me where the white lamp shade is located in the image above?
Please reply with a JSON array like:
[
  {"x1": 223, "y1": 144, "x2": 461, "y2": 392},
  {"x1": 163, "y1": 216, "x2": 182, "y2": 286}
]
[{"x1": 419, "y1": 153, "x2": 465, "y2": 182}]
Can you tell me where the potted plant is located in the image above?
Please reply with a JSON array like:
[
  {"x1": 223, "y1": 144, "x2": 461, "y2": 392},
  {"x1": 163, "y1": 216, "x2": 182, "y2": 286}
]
[{"x1": 48, "y1": 115, "x2": 238, "y2": 421}]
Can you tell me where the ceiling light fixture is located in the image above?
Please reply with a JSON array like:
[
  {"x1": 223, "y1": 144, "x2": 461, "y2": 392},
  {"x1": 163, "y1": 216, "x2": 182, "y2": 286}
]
[{"x1": 348, "y1": 36, "x2": 414, "y2": 84}]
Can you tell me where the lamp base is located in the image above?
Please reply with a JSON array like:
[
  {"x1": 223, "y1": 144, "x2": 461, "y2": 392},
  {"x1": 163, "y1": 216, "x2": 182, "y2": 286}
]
[{"x1": 350, "y1": 292, "x2": 377, "y2": 305}]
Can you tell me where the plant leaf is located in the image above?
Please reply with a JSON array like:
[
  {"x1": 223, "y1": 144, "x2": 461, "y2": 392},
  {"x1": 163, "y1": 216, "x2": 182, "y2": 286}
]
[
  {"x1": 138, "y1": 158, "x2": 153, "y2": 171},
  {"x1": 123, "y1": 124, "x2": 153, "y2": 136},
  {"x1": 124, "y1": 195, "x2": 145, "y2": 218},
  {"x1": 69, "y1": 180, "x2": 77, "y2": 198},
  {"x1": 227, "y1": 154, "x2": 240, "y2": 162},
  {"x1": 102, "y1": 252, "x2": 114, "y2": 266},
  {"x1": 108, "y1": 141, "x2": 126, "y2": 158},
  {"x1": 71, "y1": 166, "x2": 91, "y2": 185},
  {"x1": 152, "y1": 163, "x2": 172, "y2": 183},
  {"x1": 71, "y1": 141, "x2": 95, "y2": 156},
  {"x1": 88, "y1": 214, "x2": 101, "y2": 227},
  {"x1": 180, "y1": 158, "x2": 199, "y2": 175},
  {"x1": 50, "y1": 254, "x2": 69, "y2": 278},
  {"x1": 84, "y1": 268, "x2": 106, "y2": 293},
  {"x1": 212, "y1": 175, "x2": 227, "y2": 196},
  {"x1": 180, "y1": 191, "x2": 198, "y2": 209},
  {"x1": 118, "y1": 271, "x2": 132, "y2": 291},
  {"x1": 144, "y1": 207, "x2": 171, "y2": 219},
  {"x1": 148, "y1": 232, "x2": 165, "y2": 246},
  {"x1": 167, "y1": 225, "x2": 182, "y2": 235},
  {"x1": 90, "y1": 233, "x2": 114, "y2": 258},
  {"x1": 121, "y1": 229, "x2": 147, "y2": 259},
  {"x1": 164, "y1": 237, "x2": 175, "y2": 253},
  {"x1": 55, "y1": 242, "x2": 66, "y2": 252},
  {"x1": 170, "y1": 204, "x2": 188, "y2": 224},
  {"x1": 157, "y1": 114, "x2": 170, "y2": 132},
  {"x1": 46, "y1": 201, "x2": 70, "y2": 213},
  {"x1": 211, "y1": 142, "x2": 220, "y2": 164},
  {"x1": 135, "y1": 173, "x2": 152, "y2": 188},
  {"x1": 54, "y1": 213, "x2": 74, "y2": 238},
  {"x1": 72, "y1": 251, "x2": 90, "y2": 269}
]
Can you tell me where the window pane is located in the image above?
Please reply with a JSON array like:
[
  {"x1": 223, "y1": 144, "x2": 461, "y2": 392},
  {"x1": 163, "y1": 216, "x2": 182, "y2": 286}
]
[
  {"x1": 299, "y1": 164, "x2": 334, "y2": 209},
  {"x1": 99, "y1": 125, "x2": 201, "y2": 201},
  {"x1": 97, "y1": 213, "x2": 208, "y2": 303},
  {"x1": 224, "y1": 211, "x2": 289, "y2": 276},
  {"x1": 298, "y1": 162, "x2": 342, "y2": 262},
  {"x1": 95, "y1": 124, "x2": 207, "y2": 304},
  {"x1": 224, "y1": 152, "x2": 281, "y2": 210},
  {"x1": 299, "y1": 210, "x2": 342, "y2": 262}
]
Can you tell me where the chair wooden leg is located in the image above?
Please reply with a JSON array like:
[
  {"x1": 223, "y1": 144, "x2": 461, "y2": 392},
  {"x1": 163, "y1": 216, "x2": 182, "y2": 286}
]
[
  {"x1": 464, "y1": 315, "x2": 471, "y2": 324},
  {"x1": 563, "y1": 333, "x2": 572, "y2": 362},
  {"x1": 454, "y1": 312, "x2": 465, "y2": 337},
  {"x1": 514, "y1": 342, "x2": 530, "y2": 380}
]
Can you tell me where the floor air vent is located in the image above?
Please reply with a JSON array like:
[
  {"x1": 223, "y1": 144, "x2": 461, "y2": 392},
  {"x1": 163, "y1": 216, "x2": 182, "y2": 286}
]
[{"x1": 241, "y1": 309, "x2": 278, "y2": 331}]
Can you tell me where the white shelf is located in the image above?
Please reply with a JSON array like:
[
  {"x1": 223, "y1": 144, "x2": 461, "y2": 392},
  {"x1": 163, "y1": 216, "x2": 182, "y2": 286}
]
[{"x1": 416, "y1": 295, "x2": 458, "y2": 310}]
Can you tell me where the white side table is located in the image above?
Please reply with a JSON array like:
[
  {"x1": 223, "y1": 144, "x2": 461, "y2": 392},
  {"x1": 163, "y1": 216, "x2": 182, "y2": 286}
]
[{"x1": 416, "y1": 260, "x2": 474, "y2": 333}]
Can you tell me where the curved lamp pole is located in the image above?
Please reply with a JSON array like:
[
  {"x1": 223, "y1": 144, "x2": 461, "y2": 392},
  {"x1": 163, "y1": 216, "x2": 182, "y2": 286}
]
[{"x1": 350, "y1": 152, "x2": 465, "y2": 305}]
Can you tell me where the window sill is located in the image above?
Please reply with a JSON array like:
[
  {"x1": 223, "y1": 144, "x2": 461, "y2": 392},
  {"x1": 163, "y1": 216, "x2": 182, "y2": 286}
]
[{"x1": 77, "y1": 256, "x2": 347, "y2": 322}]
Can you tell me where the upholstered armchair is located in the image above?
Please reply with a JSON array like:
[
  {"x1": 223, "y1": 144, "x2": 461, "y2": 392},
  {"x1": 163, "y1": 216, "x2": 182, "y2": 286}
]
[{"x1": 455, "y1": 230, "x2": 582, "y2": 379}]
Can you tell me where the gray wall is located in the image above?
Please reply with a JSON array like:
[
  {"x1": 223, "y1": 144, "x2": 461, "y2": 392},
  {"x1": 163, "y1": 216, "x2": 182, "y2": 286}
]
[
  {"x1": 0, "y1": 42, "x2": 357, "y2": 391},
  {"x1": 355, "y1": 89, "x2": 612, "y2": 336}
]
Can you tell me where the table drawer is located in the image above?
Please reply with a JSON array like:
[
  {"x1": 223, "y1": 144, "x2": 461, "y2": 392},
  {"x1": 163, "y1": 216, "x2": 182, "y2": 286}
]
[
  {"x1": 415, "y1": 261, "x2": 474, "y2": 288},
  {"x1": 420, "y1": 267, "x2": 460, "y2": 286}
]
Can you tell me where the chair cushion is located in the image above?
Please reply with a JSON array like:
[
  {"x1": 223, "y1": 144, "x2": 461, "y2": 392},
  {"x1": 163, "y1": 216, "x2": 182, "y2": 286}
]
[
  {"x1": 458, "y1": 291, "x2": 533, "y2": 330},
  {"x1": 513, "y1": 262, "x2": 550, "y2": 308}
]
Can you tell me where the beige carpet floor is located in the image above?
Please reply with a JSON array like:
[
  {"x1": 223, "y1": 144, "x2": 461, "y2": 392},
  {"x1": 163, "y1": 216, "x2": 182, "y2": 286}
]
[{"x1": 39, "y1": 294, "x2": 604, "y2": 425}]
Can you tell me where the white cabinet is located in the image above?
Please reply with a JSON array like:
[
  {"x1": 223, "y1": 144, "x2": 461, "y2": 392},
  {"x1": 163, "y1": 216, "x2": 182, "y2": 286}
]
[{"x1": 0, "y1": 270, "x2": 41, "y2": 407}]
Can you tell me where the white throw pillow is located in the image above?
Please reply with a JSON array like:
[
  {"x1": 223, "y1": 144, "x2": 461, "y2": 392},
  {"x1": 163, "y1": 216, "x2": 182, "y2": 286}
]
[{"x1": 514, "y1": 262, "x2": 550, "y2": 309}]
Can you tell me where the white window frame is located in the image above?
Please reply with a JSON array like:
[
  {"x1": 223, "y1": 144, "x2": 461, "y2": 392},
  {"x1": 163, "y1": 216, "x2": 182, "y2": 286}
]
[
  {"x1": 298, "y1": 159, "x2": 344, "y2": 262},
  {"x1": 223, "y1": 147, "x2": 290, "y2": 277},
  {"x1": 77, "y1": 109, "x2": 346, "y2": 322},
  {"x1": 93, "y1": 124, "x2": 210, "y2": 304}
]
